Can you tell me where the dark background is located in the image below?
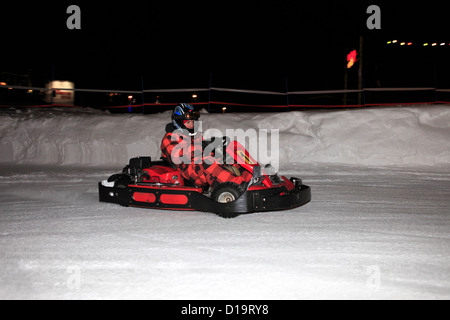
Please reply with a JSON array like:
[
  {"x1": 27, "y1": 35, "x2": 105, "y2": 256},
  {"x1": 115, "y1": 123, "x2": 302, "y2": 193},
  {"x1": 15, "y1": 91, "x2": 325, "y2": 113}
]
[{"x1": 1, "y1": 1, "x2": 449, "y2": 106}]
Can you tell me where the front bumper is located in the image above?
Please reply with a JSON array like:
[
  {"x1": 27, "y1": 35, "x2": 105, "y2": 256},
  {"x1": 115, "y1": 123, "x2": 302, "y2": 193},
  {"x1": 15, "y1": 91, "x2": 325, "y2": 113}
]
[{"x1": 207, "y1": 183, "x2": 311, "y2": 216}]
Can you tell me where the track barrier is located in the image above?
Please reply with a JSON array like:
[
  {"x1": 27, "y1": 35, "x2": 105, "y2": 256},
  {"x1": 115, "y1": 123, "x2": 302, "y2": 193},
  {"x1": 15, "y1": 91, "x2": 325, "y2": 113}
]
[{"x1": 1, "y1": 83, "x2": 450, "y2": 111}]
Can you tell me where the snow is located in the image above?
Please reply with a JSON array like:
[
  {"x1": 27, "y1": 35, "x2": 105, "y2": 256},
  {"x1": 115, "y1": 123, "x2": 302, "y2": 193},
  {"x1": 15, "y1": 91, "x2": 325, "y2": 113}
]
[
  {"x1": 1, "y1": 105, "x2": 449, "y2": 168},
  {"x1": 0, "y1": 105, "x2": 449, "y2": 300}
]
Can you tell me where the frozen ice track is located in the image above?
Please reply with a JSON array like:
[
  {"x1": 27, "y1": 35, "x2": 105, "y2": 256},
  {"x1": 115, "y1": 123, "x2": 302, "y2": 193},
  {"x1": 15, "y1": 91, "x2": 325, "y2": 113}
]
[{"x1": 0, "y1": 164, "x2": 449, "y2": 299}]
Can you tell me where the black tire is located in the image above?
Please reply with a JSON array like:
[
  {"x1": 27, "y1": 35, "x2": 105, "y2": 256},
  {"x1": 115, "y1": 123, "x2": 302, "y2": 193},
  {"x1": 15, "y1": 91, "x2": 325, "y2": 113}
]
[
  {"x1": 211, "y1": 182, "x2": 244, "y2": 204},
  {"x1": 211, "y1": 183, "x2": 245, "y2": 218},
  {"x1": 211, "y1": 183, "x2": 246, "y2": 218},
  {"x1": 108, "y1": 174, "x2": 132, "y2": 189}
]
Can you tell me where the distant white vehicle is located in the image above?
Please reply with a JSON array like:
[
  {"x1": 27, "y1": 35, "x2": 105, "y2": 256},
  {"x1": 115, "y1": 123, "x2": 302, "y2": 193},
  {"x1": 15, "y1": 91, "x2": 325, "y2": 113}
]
[{"x1": 45, "y1": 81, "x2": 75, "y2": 106}]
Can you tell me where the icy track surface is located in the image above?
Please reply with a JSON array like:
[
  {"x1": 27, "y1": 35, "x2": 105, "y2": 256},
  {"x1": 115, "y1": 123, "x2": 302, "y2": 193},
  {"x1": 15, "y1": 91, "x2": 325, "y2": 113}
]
[
  {"x1": 0, "y1": 164, "x2": 449, "y2": 300},
  {"x1": 0, "y1": 105, "x2": 449, "y2": 299}
]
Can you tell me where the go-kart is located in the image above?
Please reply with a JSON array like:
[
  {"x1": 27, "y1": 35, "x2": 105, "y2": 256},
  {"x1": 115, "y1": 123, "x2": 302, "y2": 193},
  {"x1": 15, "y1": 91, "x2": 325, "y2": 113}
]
[{"x1": 98, "y1": 141, "x2": 311, "y2": 218}]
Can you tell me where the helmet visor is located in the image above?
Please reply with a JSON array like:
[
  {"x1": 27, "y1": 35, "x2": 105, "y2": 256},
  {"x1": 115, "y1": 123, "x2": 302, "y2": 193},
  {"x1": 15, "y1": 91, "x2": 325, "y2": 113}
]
[{"x1": 185, "y1": 111, "x2": 200, "y2": 121}]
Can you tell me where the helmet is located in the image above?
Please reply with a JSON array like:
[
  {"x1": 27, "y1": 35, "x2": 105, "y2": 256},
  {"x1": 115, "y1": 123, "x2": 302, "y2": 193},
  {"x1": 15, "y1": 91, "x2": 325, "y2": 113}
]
[{"x1": 172, "y1": 103, "x2": 200, "y2": 130}]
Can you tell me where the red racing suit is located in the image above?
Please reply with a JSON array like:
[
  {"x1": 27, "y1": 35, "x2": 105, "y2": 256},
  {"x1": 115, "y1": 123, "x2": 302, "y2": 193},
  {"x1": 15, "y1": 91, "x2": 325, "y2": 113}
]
[{"x1": 160, "y1": 125, "x2": 252, "y2": 189}]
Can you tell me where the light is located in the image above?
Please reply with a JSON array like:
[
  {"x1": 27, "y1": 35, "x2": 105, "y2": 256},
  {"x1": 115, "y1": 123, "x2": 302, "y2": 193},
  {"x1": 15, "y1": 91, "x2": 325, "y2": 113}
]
[
  {"x1": 387, "y1": 41, "x2": 392, "y2": 45},
  {"x1": 432, "y1": 43, "x2": 437, "y2": 46},
  {"x1": 347, "y1": 50, "x2": 357, "y2": 69},
  {"x1": 423, "y1": 43, "x2": 429, "y2": 46},
  {"x1": 222, "y1": 107, "x2": 227, "y2": 113},
  {"x1": 192, "y1": 94, "x2": 198, "y2": 99},
  {"x1": 27, "y1": 90, "x2": 33, "y2": 94},
  {"x1": 440, "y1": 43, "x2": 446, "y2": 46},
  {"x1": 407, "y1": 42, "x2": 413, "y2": 46},
  {"x1": 0, "y1": 82, "x2": 6, "y2": 86},
  {"x1": 392, "y1": 40, "x2": 398, "y2": 43},
  {"x1": 400, "y1": 42, "x2": 406, "y2": 46},
  {"x1": 128, "y1": 96, "x2": 133, "y2": 113}
]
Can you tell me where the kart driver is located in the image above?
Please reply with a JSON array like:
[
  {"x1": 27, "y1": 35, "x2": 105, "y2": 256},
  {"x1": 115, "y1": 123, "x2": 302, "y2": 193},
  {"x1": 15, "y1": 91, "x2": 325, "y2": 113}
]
[{"x1": 160, "y1": 103, "x2": 252, "y2": 190}]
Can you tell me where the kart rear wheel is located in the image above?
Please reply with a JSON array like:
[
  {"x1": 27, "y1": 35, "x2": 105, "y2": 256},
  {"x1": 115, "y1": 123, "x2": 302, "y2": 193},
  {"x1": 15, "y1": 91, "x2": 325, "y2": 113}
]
[{"x1": 108, "y1": 174, "x2": 132, "y2": 189}]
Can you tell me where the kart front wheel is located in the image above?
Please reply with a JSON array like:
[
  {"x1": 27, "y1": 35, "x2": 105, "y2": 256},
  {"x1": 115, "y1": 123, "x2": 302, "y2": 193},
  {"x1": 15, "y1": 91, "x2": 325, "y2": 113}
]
[{"x1": 211, "y1": 182, "x2": 244, "y2": 204}]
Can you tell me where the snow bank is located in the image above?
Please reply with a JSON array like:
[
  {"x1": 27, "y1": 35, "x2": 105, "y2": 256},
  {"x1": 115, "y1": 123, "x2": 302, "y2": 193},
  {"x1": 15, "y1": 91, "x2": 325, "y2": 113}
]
[{"x1": 0, "y1": 105, "x2": 449, "y2": 168}]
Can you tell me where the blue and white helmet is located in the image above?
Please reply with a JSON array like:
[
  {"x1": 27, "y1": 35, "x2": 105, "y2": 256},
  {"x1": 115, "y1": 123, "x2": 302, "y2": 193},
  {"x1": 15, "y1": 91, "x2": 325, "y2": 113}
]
[{"x1": 172, "y1": 103, "x2": 200, "y2": 130}]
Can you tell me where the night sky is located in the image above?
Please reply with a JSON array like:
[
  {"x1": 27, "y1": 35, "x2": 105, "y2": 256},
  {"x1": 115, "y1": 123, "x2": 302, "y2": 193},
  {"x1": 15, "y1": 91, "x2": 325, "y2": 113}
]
[{"x1": 1, "y1": 1, "x2": 449, "y2": 92}]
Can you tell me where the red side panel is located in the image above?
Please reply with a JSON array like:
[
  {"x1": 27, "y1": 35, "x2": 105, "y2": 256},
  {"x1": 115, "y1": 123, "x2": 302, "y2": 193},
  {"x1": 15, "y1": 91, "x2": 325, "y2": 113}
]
[
  {"x1": 133, "y1": 192, "x2": 157, "y2": 203},
  {"x1": 160, "y1": 194, "x2": 189, "y2": 205}
]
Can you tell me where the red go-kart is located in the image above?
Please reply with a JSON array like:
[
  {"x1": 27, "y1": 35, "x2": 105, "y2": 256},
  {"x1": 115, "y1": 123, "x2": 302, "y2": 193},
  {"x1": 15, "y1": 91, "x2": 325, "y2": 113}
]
[{"x1": 98, "y1": 141, "x2": 311, "y2": 218}]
